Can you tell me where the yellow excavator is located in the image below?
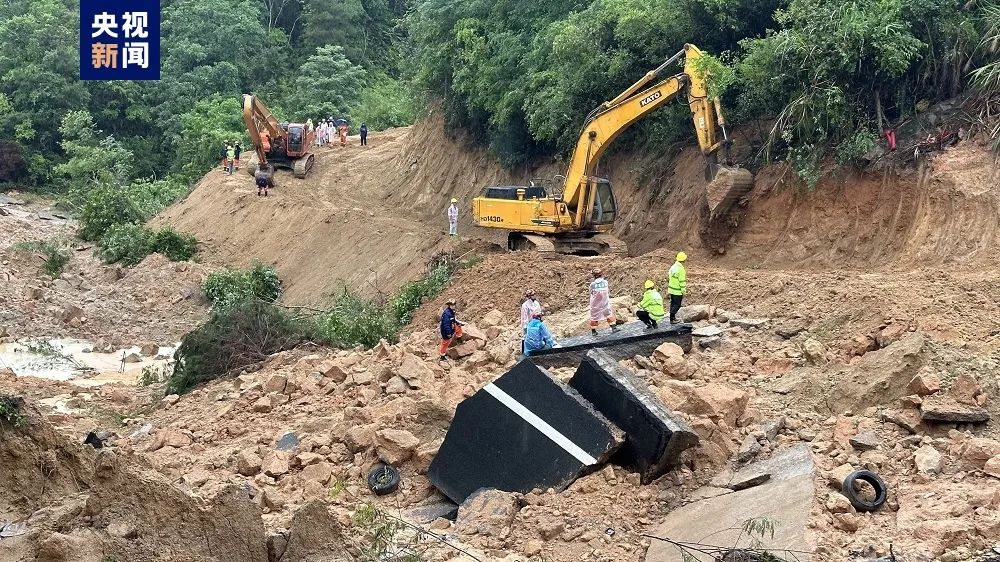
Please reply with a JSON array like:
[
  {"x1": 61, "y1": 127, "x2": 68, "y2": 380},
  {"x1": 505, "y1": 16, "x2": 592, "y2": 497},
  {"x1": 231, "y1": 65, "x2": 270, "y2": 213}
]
[
  {"x1": 242, "y1": 94, "x2": 316, "y2": 179},
  {"x1": 472, "y1": 44, "x2": 754, "y2": 254}
]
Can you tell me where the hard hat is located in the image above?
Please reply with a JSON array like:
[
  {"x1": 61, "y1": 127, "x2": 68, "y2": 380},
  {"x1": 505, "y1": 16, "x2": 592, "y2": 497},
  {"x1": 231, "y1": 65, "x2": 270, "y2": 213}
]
[
  {"x1": 676, "y1": 251, "x2": 687, "y2": 262},
  {"x1": 450, "y1": 198, "x2": 458, "y2": 203},
  {"x1": 445, "y1": 298, "x2": 456, "y2": 305},
  {"x1": 644, "y1": 279, "x2": 655, "y2": 289},
  {"x1": 591, "y1": 267, "x2": 602, "y2": 277},
  {"x1": 524, "y1": 289, "x2": 534, "y2": 297}
]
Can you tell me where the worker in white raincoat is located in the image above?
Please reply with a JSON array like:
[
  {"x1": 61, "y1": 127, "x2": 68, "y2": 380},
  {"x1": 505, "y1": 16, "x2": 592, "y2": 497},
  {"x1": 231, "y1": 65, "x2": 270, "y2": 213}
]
[
  {"x1": 447, "y1": 198, "x2": 459, "y2": 236},
  {"x1": 588, "y1": 267, "x2": 618, "y2": 336}
]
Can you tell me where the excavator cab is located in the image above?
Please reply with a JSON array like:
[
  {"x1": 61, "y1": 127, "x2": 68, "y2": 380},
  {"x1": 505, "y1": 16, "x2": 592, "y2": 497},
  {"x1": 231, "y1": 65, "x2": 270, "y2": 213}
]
[
  {"x1": 590, "y1": 179, "x2": 617, "y2": 226},
  {"x1": 287, "y1": 125, "x2": 306, "y2": 156}
]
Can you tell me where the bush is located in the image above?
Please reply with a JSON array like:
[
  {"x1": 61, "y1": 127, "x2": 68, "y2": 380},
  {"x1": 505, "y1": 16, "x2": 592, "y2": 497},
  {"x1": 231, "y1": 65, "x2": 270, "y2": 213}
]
[
  {"x1": 150, "y1": 227, "x2": 198, "y2": 261},
  {"x1": 14, "y1": 239, "x2": 70, "y2": 278},
  {"x1": 78, "y1": 183, "x2": 145, "y2": 241},
  {"x1": 314, "y1": 292, "x2": 400, "y2": 348},
  {"x1": 167, "y1": 301, "x2": 307, "y2": 394},
  {"x1": 350, "y1": 72, "x2": 419, "y2": 132},
  {"x1": 203, "y1": 261, "x2": 282, "y2": 309},
  {"x1": 97, "y1": 224, "x2": 198, "y2": 266},
  {"x1": 314, "y1": 253, "x2": 465, "y2": 349},
  {"x1": 0, "y1": 394, "x2": 25, "y2": 427},
  {"x1": 389, "y1": 259, "x2": 456, "y2": 326},
  {"x1": 97, "y1": 223, "x2": 153, "y2": 266},
  {"x1": 835, "y1": 130, "x2": 878, "y2": 167}
]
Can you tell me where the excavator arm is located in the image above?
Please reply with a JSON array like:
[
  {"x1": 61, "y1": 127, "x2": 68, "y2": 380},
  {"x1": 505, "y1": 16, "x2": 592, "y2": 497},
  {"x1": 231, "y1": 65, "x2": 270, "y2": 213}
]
[
  {"x1": 561, "y1": 44, "x2": 744, "y2": 226},
  {"x1": 242, "y1": 94, "x2": 285, "y2": 170},
  {"x1": 471, "y1": 43, "x2": 751, "y2": 254}
]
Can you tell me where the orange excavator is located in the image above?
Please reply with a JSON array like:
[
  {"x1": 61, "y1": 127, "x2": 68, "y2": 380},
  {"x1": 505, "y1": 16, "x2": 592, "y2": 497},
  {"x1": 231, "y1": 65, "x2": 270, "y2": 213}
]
[{"x1": 242, "y1": 94, "x2": 316, "y2": 179}]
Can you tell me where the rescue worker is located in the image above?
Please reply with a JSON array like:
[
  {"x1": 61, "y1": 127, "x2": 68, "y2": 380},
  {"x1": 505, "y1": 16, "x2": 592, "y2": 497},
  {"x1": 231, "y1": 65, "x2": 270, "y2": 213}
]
[
  {"x1": 234, "y1": 142, "x2": 242, "y2": 170},
  {"x1": 438, "y1": 298, "x2": 462, "y2": 361},
  {"x1": 219, "y1": 143, "x2": 227, "y2": 169},
  {"x1": 523, "y1": 311, "x2": 556, "y2": 356},
  {"x1": 306, "y1": 118, "x2": 314, "y2": 133},
  {"x1": 668, "y1": 251, "x2": 687, "y2": 323},
  {"x1": 447, "y1": 198, "x2": 459, "y2": 236},
  {"x1": 520, "y1": 290, "x2": 542, "y2": 333},
  {"x1": 315, "y1": 121, "x2": 323, "y2": 146},
  {"x1": 254, "y1": 165, "x2": 273, "y2": 197},
  {"x1": 360, "y1": 122, "x2": 369, "y2": 146},
  {"x1": 338, "y1": 122, "x2": 348, "y2": 146},
  {"x1": 589, "y1": 268, "x2": 618, "y2": 336},
  {"x1": 225, "y1": 142, "x2": 236, "y2": 175},
  {"x1": 636, "y1": 279, "x2": 665, "y2": 329}
]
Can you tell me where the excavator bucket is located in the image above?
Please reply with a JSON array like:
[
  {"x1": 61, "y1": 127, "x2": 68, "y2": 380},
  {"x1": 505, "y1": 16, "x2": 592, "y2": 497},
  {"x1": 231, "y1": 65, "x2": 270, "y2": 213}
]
[{"x1": 705, "y1": 165, "x2": 754, "y2": 219}]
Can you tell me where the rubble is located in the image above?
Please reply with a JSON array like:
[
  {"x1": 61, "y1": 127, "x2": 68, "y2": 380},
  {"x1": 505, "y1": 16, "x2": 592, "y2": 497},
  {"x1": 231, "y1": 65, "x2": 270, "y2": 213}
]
[
  {"x1": 907, "y1": 370, "x2": 941, "y2": 396},
  {"x1": 645, "y1": 445, "x2": 816, "y2": 562},
  {"x1": 802, "y1": 338, "x2": 828, "y2": 364},
  {"x1": 849, "y1": 431, "x2": 881, "y2": 451},
  {"x1": 375, "y1": 428, "x2": 420, "y2": 465},
  {"x1": 920, "y1": 395, "x2": 990, "y2": 423},
  {"x1": 455, "y1": 488, "x2": 521, "y2": 537},
  {"x1": 914, "y1": 445, "x2": 943, "y2": 474}
]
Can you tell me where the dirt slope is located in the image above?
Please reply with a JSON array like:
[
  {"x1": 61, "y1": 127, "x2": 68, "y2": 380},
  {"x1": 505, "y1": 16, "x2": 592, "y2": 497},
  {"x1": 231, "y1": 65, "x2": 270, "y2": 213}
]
[
  {"x1": 159, "y1": 111, "x2": 1000, "y2": 311},
  {"x1": 154, "y1": 126, "x2": 483, "y2": 306}
]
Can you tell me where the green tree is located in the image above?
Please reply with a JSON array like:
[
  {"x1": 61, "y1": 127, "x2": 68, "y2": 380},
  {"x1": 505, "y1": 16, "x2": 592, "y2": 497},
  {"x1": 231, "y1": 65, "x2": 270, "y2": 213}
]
[
  {"x1": 0, "y1": 0, "x2": 89, "y2": 184},
  {"x1": 302, "y1": 0, "x2": 367, "y2": 62},
  {"x1": 175, "y1": 95, "x2": 248, "y2": 181},
  {"x1": 53, "y1": 111, "x2": 135, "y2": 201},
  {"x1": 289, "y1": 46, "x2": 367, "y2": 120}
]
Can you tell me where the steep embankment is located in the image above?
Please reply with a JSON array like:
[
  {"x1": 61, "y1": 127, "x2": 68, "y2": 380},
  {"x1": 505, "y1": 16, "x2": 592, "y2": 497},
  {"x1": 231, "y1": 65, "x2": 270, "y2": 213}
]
[
  {"x1": 154, "y1": 126, "x2": 485, "y2": 306},
  {"x1": 157, "y1": 110, "x2": 1000, "y2": 307}
]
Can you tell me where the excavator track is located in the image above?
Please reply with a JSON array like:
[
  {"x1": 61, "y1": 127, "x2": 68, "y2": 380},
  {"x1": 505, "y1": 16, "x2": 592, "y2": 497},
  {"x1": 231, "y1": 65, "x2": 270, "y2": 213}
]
[
  {"x1": 588, "y1": 234, "x2": 628, "y2": 255},
  {"x1": 512, "y1": 234, "x2": 557, "y2": 254},
  {"x1": 292, "y1": 153, "x2": 315, "y2": 179},
  {"x1": 505, "y1": 232, "x2": 627, "y2": 256}
]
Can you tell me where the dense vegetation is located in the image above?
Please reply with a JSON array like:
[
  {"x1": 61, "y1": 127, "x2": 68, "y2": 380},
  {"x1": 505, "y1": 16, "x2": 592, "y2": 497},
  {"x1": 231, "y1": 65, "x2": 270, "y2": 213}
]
[
  {"x1": 170, "y1": 255, "x2": 462, "y2": 393},
  {"x1": 409, "y1": 0, "x2": 1000, "y2": 184},
  {"x1": 0, "y1": 0, "x2": 416, "y2": 198}
]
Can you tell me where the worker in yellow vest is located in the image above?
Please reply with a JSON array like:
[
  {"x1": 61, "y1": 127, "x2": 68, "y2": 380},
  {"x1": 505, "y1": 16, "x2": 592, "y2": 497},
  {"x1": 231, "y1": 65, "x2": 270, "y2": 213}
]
[
  {"x1": 667, "y1": 251, "x2": 687, "y2": 323},
  {"x1": 637, "y1": 279, "x2": 665, "y2": 329}
]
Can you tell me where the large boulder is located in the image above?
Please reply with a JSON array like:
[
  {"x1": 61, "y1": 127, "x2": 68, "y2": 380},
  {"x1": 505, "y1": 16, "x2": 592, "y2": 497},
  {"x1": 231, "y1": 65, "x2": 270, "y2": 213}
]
[
  {"x1": 657, "y1": 381, "x2": 749, "y2": 427},
  {"x1": 236, "y1": 450, "x2": 263, "y2": 476},
  {"x1": 676, "y1": 305, "x2": 714, "y2": 323},
  {"x1": 653, "y1": 342, "x2": 692, "y2": 379},
  {"x1": 374, "y1": 428, "x2": 420, "y2": 465},
  {"x1": 784, "y1": 332, "x2": 926, "y2": 412},
  {"x1": 148, "y1": 428, "x2": 193, "y2": 451},
  {"x1": 481, "y1": 310, "x2": 506, "y2": 328},
  {"x1": 914, "y1": 445, "x2": 943, "y2": 474},
  {"x1": 282, "y1": 501, "x2": 350, "y2": 562},
  {"x1": 957, "y1": 438, "x2": 1000, "y2": 469},
  {"x1": 397, "y1": 353, "x2": 435, "y2": 389},
  {"x1": 455, "y1": 489, "x2": 521, "y2": 537},
  {"x1": 262, "y1": 452, "x2": 291, "y2": 478}
]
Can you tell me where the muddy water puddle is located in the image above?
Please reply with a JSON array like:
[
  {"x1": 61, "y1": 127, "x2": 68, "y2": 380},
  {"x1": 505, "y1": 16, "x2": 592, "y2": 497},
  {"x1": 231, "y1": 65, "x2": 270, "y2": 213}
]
[{"x1": 0, "y1": 339, "x2": 176, "y2": 385}]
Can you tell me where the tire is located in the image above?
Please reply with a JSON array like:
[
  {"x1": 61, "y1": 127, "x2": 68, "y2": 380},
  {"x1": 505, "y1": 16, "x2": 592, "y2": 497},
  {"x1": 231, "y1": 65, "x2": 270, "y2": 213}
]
[
  {"x1": 367, "y1": 463, "x2": 400, "y2": 496},
  {"x1": 841, "y1": 469, "x2": 887, "y2": 512}
]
